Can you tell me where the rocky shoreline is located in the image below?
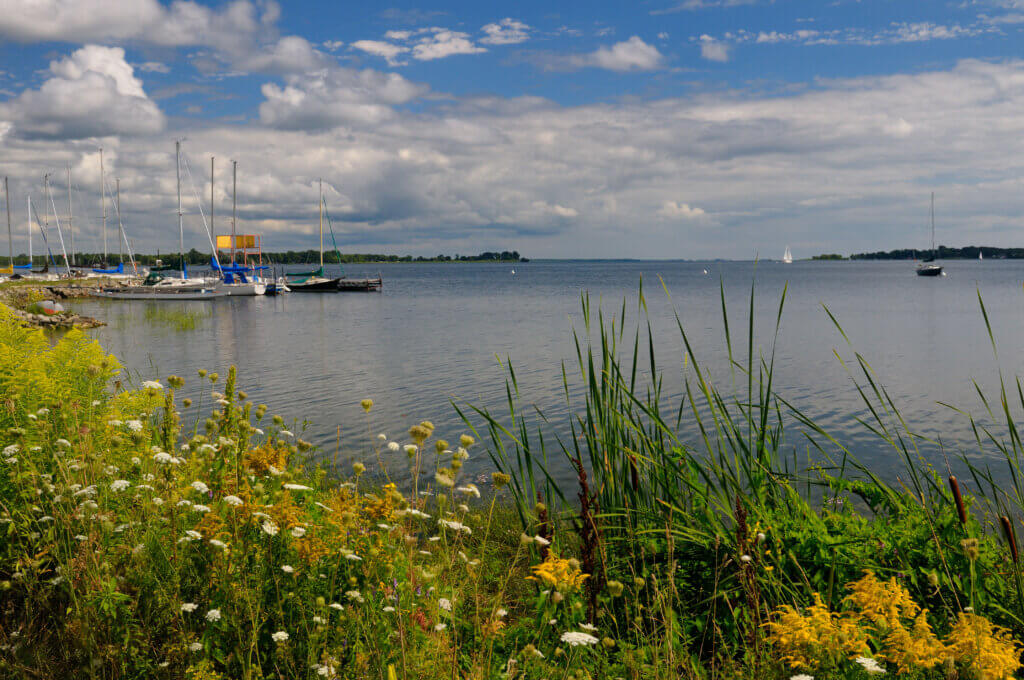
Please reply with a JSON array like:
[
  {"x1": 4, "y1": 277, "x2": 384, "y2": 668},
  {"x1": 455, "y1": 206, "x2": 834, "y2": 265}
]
[{"x1": 0, "y1": 283, "x2": 105, "y2": 329}]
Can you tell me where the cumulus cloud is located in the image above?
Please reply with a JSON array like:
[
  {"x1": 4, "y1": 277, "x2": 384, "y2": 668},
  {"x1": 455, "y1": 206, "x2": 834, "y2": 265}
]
[
  {"x1": 237, "y1": 36, "x2": 326, "y2": 75},
  {"x1": 258, "y1": 67, "x2": 428, "y2": 130},
  {"x1": 480, "y1": 18, "x2": 531, "y2": 45},
  {"x1": 411, "y1": 29, "x2": 486, "y2": 60},
  {"x1": 351, "y1": 40, "x2": 409, "y2": 66},
  {"x1": 562, "y1": 36, "x2": 664, "y2": 72},
  {"x1": 5, "y1": 58, "x2": 1024, "y2": 257},
  {"x1": 699, "y1": 36, "x2": 730, "y2": 62},
  {"x1": 0, "y1": 45, "x2": 164, "y2": 139}
]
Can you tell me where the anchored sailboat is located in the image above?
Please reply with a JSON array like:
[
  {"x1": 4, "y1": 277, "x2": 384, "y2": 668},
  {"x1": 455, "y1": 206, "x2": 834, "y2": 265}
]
[
  {"x1": 286, "y1": 179, "x2": 343, "y2": 292},
  {"x1": 916, "y1": 192, "x2": 943, "y2": 277},
  {"x1": 782, "y1": 245, "x2": 793, "y2": 264}
]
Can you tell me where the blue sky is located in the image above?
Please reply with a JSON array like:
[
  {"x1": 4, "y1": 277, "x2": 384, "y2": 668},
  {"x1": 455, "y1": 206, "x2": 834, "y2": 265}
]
[{"x1": 1, "y1": 0, "x2": 1024, "y2": 258}]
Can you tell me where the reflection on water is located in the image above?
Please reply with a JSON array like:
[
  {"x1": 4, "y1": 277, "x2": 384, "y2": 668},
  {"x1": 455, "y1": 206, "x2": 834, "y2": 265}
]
[{"x1": 70, "y1": 259, "x2": 1024, "y2": 488}]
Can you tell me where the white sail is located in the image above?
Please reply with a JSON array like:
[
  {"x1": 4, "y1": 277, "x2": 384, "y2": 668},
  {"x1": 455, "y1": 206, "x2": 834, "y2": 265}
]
[{"x1": 782, "y1": 246, "x2": 793, "y2": 264}]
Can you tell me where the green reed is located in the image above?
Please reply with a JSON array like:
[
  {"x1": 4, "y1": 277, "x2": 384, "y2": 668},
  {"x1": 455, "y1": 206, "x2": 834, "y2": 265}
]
[{"x1": 142, "y1": 304, "x2": 211, "y2": 331}]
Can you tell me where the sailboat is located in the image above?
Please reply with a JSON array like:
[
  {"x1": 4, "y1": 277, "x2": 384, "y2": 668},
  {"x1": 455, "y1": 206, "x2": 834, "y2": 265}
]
[
  {"x1": 286, "y1": 178, "x2": 343, "y2": 292},
  {"x1": 782, "y1": 245, "x2": 793, "y2": 264},
  {"x1": 210, "y1": 158, "x2": 265, "y2": 295},
  {"x1": 916, "y1": 192, "x2": 943, "y2": 277},
  {"x1": 94, "y1": 142, "x2": 225, "y2": 299},
  {"x1": 979, "y1": 250, "x2": 983, "y2": 261},
  {"x1": 2, "y1": 177, "x2": 13, "y2": 277}
]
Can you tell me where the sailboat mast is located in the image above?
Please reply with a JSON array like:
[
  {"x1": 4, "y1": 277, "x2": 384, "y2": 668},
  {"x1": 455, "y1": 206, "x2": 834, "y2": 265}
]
[
  {"x1": 100, "y1": 147, "x2": 107, "y2": 263},
  {"x1": 319, "y1": 178, "x2": 324, "y2": 270},
  {"x1": 231, "y1": 160, "x2": 237, "y2": 266},
  {"x1": 210, "y1": 156, "x2": 214, "y2": 259},
  {"x1": 26, "y1": 196, "x2": 31, "y2": 266},
  {"x1": 67, "y1": 163, "x2": 74, "y2": 265},
  {"x1": 930, "y1": 191, "x2": 935, "y2": 255},
  {"x1": 177, "y1": 141, "x2": 184, "y2": 278},
  {"x1": 5, "y1": 177, "x2": 12, "y2": 271}
]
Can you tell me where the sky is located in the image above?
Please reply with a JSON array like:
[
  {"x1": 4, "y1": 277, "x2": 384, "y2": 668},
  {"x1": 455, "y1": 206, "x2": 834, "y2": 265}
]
[{"x1": 1, "y1": 1, "x2": 1024, "y2": 259}]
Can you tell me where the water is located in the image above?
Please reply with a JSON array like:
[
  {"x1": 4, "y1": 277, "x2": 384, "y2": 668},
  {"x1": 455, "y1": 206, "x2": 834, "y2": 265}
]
[{"x1": 70, "y1": 259, "x2": 1024, "y2": 489}]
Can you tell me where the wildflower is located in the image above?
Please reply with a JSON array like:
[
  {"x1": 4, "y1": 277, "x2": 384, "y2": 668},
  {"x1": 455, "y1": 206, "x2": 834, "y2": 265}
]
[
  {"x1": 457, "y1": 484, "x2": 481, "y2": 499},
  {"x1": 388, "y1": 442, "x2": 401, "y2": 452},
  {"x1": 439, "y1": 598, "x2": 452, "y2": 611},
  {"x1": 205, "y1": 608, "x2": 221, "y2": 622},
  {"x1": 740, "y1": 554, "x2": 752, "y2": 564},
  {"x1": 438, "y1": 519, "x2": 471, "y2": 534},
  {"x1": 2, "y1": 444, "x2": 19, "y2": 456},
  {"x1": 403, "y1": 444, "x2": 417, "y2": 456},
  {"x1": 344, "y1": 553, "x2": 362, "y2": 561},
  {"x1": 279, "y1": 430, "x2": 294, "y2": 438},
  {"x1": 434, "y1": 623, "x2": 447, "y2": 631},
  {"x1": 107, "y1": 420, "x2": 122, "y2": 427},
  {"x1": 790, "y1": 676, "x2": 814, "y2": 680},
  {"x1": 528, "y1": 554, "x2": 589, "y2": 592},
  {"x1": 313, "y1": 616, "x2": 324, "y2": 624},
  {"x1": 606, "y1": 580, "x2": 624, "y2": 597},
  {"x1": 946, "y1": 612, "x2": 1023, "y2": 679},
  {"x1": 435, "y1": 471, "x2": 455, "y2": 487},
  {"x1": 383, "y1": 606, "x2": 395, "y2": 612},
  {"x1": 534, "y1": 535, "x2": 551, "y2": 547},
  {"x1": 209, "y1": 539, "x2": 227, "y2": 550},
  {"x1": 271, "y1": 631, "x2": 289, "y2": 643},
  {"x1": 177, "y1": 500, "x2": 192, "y2": 507},
  {"x1": 281, "y1": 565, "x2": 294, "y2": 574},
  {"x1": 223, "y1": 495, "x2": 244, "y2": 507},
  {"x1": 580, "y1": 623, "x2": 598, "y2": 632},
  {"x1": 110, "y1": 480, "x2": 130, "y2": 492},
  {"x1": 126, "y1": 420, "x2": 143, "y2": 432},
  {"x1": 189, "y1": 642, "x2": 203, "y2": 652},
  {"x1": 142, "y1": 380, "x2": 163, "y2": 390},
  {"x1": 192, "y1": 504, "x2": 211, "y2": 513},
  {"x1": 377, "y1": 433, "x2": 387, "y2": 441},
  {"x1": 184, "y1": 530, "x2": 203, "y2": 541},
  {"x1": 360, "y1": 399, "x2": 373, "y2": 412},
  {"x1": 282, "y1": 483, "x2": 311, "y2": 491},
  {"x1": 191, "y1": 481, "x2": 210, "y2": 495},
  {"x1": 153, "y1": 497, "x2": 164, "y2": 506},
  {"x1": 854, "y1": 657, "x2": 886, "y2": 674},
  {"x1": 261, "y1": 520, "x2": 279, "y2": 536},
  {"x1": 346, "y1": 590, "x2": 364, "y2": 603},
  {"x1": 523, "y1": 644, "x2": 544, "y2": 658},
  {"x1": 329, "y1": 603, "x2": 343, "y2": 610},
  {"x1": 352, "y1": 462, "x2": 366, "y2": 475},
  {"x1": 492, "y1": 472, "x2": 511, "y2": 488},
  {"x1": 561, "y1": 631, "x2": 600, "y2": 646},
  {"x1": 460, "y1": 434, "x2": 475, "y2": 447},
  {"x1": 181, "y1": 603, "x2": 198, "y2": 613},
  {"x1": 55, "y1": 439, "x2": 71, "y2": 449},
  {"x1": 291, "y1": 526, "x2": 306, "y2": 538}
]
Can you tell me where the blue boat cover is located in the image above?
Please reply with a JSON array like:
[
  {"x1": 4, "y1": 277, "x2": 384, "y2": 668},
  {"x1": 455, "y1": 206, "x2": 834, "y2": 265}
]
[
  {"x1": 13, "y1": 264, "x2": 31, "y2": 269},
  {"x1": 92, "y1": 262, "x2": 124, "y2": 274}
]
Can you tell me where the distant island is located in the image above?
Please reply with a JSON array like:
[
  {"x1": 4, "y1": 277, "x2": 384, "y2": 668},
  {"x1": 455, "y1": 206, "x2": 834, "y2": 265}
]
[
  {"x1": 808, "y1": 246, "x2": 1020, "y2": 260},
  {"x1": 8, "y1": 249, "x2": 526, "y2": 267}
]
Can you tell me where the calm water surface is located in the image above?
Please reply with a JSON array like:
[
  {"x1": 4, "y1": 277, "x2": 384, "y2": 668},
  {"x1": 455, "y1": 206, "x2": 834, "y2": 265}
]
[{"x1": 70, "y1": 260, "x2": 1024, "y2": 488}]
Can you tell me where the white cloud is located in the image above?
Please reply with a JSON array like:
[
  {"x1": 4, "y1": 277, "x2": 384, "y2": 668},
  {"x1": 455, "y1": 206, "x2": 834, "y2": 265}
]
[
  {"x1": 239, "y1": 36, "x2": 326, "y2": 75},
  {"x1": 322, "y1": 40, "x2": 345, "y2": 51},
  {"x1": 351, "y1": 40, "x2": 410, "y2": 66},
  {"x1": 699, "y1": 36, "x2": 730, "y2": 62},
  {"x1": 137, "y1": 61, "x2": 170, "y2": 73},
  {"x1": 258, "y1": 67, "x2": 428, "y2": 130},
  {"x1": 481, "y1": 18, "x2": 530, "y2": 45},
  {"x1": 0, "y1": 45, "x2": 164, "y2": 139},
  {"x1": 659, "y1": 201, "x2": 706, "y2": 219},
  {"x1": 411, "y1": 29, "x2": 486, "y2": 61},
  {"x1": 580, "y1": 37, "x2": 664, "y2": 72}
]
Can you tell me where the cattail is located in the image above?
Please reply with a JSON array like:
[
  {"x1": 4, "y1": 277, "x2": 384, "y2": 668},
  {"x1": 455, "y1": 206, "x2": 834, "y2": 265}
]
[
  {"x1": 1001, "y1": 515, "x2": 1019, "y2": 564},
  {"x1": 949, "y1": 476, "x2": 967, "y2": 526}
]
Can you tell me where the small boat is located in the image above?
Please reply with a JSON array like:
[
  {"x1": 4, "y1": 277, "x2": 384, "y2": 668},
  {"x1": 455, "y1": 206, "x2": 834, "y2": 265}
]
[
  {"x1": 979, "y1": 250, "x2": 983, "y2": 261},
  {"x1": 287, "y1": 179, "x2": 342, "y2": 292},
  {"x1": 782, "y1": 246, "x2": 793, "y2": 264},
  {"x1": 916, "y1": 193, "x2": 943, "y2": 277}
]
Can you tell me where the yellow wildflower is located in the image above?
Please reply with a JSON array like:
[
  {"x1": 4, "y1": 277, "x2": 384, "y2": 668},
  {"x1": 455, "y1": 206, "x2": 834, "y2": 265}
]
[
  {"x1": 844, "y1": 571, "x2": 919, "y2": 631},
  {"x1": 765, "y1": 593, "x2": 868, "y2": 669},
  {"x1": 527, "y1": 553, "x2": 588, "y2": 592},
  {"x1": 946, "y1": 612, "x2": 1024, "y2": 680},
  {"x1": 882, "y1": 610, "x2": 949, "y2": 673}
]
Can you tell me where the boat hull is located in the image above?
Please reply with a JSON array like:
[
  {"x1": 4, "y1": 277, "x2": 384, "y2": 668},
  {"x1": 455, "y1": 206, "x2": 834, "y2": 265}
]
[
  {"x1": 288, "y1": 277, "x2": 342, "y2": 292},
  {"x1": 92, "y1": 284, "x2": 227, "y2": 300},
  {"x1": 916, "y1": 264, "x2": 943, "y2": 277},
  {"x1": 222, "y1": 282, "x2": 266, "y2": 296},
  {"x1": 337, "y1": 277, "x2": 382, "y2": 291}
]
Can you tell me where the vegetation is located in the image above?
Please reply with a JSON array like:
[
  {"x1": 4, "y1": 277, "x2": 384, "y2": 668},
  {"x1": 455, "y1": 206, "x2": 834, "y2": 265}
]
[
  {"x1": 142, "y1": 305, "x2": 212, "y2": 332},
  {"x1": 852, "y1": 246, "x2": 1013, "y2": 259},
  {"x1": 3, "y1": 280, "x2": 1024, "y2": 678},
  {"x1": 811, "y1": 253, "x2": 846, "y2": 260}
]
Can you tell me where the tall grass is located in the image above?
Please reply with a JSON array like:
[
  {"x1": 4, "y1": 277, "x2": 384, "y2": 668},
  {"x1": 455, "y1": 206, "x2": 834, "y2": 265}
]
[
  {"x1": 143, "y1": 304, "x2": 211, "y2": 331},
  {"x1": 461, "y1": 278, "x2": 1024, "y2": 674}
]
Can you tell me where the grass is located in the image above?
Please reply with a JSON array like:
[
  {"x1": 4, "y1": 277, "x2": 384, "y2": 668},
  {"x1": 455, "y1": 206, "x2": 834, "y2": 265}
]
[
  {"x1": 143, "y1": 305, "x2": 212, "y2": 331},
  {"x1": 2, "y1": 281, "x2": 1024, "y2": 679}
]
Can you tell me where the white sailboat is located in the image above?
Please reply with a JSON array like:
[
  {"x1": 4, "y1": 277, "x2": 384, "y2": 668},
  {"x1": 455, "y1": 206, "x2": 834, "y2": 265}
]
[
  {"x1": 210, "y1": 157, "x2": 265, "y2": 296},
  {"x1": 916, "y1": 192, "x2": 943, "y2": 277},
  {"x1": 979, "y1": 250, "x2": 983, "y2": 261},
  {"x1": 94, "y1": 142, "x2": 225, "y2": 300},
  {"x1": 782, "y1": 245, "x2": 793, "y2": 264}
]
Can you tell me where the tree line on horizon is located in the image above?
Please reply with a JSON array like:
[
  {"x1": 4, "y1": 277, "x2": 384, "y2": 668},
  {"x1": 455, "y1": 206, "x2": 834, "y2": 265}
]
[
  {"x1": 819, "y1": 246, "x2": 1024, "y2": 260},
  {"x1": 3, "y1": 249, "x2": 524, "y2": 267}
]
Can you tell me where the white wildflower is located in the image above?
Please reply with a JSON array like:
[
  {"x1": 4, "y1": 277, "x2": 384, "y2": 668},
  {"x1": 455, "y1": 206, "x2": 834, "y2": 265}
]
[
  {"x1": 403, "y1": 444, "x2": 417, "y2": 455},
  {"x1": 855, "y1": 657, "x2": 886, "y2": 674},
  {"x1": 438, "y1": 519, "x2": 471, "y2": 534},
  {"x1": 107, "y1": 420, "x2": 122, "y2": 427},
  {"x1": 205, "y1": 608, "x2": 221, "y2": 622},
  {"x1": 142, "y1": 380, "x2": 163, "y2": 390},
  {"x1": 192, "y1": 504, "x2": 211, "y2": 513},
  {"x1": 153, "y1": 452, "x2": 173, "y2": 464},
  {"x1": 496, "y1": 608, "x2": 508, "y2": 618},
  {"x1": 191, "y1": 481, "x2": 210, "y2": 495},
  {"x1": 189, "y1": 642, "x2": 203, "y2": 652},
  {"x1": 560, "y1": 631, "x2": 600, "y2": 647},
  {"x1": 580, "y1": 623, "x2": 598, "y2": 632},
  {"x1": 279, "y1": 430, "x2": 294, "y2": 438},
  {"x1": 223, "y1": 495, "x2": 244, "y2": 507},
  {"x1": 126, "y1": 420, "x2": 143, "y2": 432},
  {"x1": 456, "y1": 484, "x2": 481, "y2": 499},
  {"x1": 281, "y1": 565, "x2": 294, "y2": 574},
  {"x1": 789, "y1": 675, "x2": 815, "y2": 680},
  {"x1": 282, "y1": 483, "x2": 311, "y2": 491},
  {"x1": 377, "y1": 433, "x2": 387, "y2": 441},
  {"x1": 344, "y1": 553, "x2": 362, "y2": 561},
  {"x1": 110, "y1": 480, "x2": 130, "y2": 492},
  {"x1": 740, "y1": 554, "x2": 752, "y2": 564},
  {"x1": 291, "y1": 526, "x2": 306, "y2": 538},
  {"x1": 261, "y1": 520, "x2": 279, "y2": 536},
  {"x1": 434, "y1": 623, "x2": 447, "y2": 631},
  {"x1": 254, "y1": 428, "x2": 264, "y2": 436},
  {"x1": 329, "y1": 602, "x2": 344, "y2": 611},
  {"x1": 181, "y1": 603, "x2": 198, "y2": 613},
  {"x1": 346, "y1": 590, "x2": 364, "y2": 603},
  {"x1": 434, "y1": 471, "x2": 455, "y2": 487},
  {"x1": 388, "y1": 442, "x2": 400, "y2": 452},
  {"x1": 55, "y1": 439, "x2": 71, "y2": 449},
  {"x1": 2, "y1": 444, "x2": 18, "y2": 456},
  {"x1": 438, "y1": 598, "x2": 452, "y2": 611},
  {"x1": 177, "y1": 499, "x2": 192, "y2": 507},
  {"x1": 271, "y1": 631, "x2": 289, "y2": 643},
  {"x1": 153, "y1": 497, "x2": 164, "y2": 506},
  {"x1": 209, "y1": 539, "x2": 227, "y2": 550},
  {"x1": 184, "y1": 530, "x2": 203, "y2": 541}
]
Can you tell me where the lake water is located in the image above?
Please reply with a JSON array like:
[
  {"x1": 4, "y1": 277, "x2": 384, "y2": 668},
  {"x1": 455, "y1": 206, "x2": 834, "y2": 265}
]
[{"x1": 70, "y1": 259, "x2": 1024, "y2": 489}]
